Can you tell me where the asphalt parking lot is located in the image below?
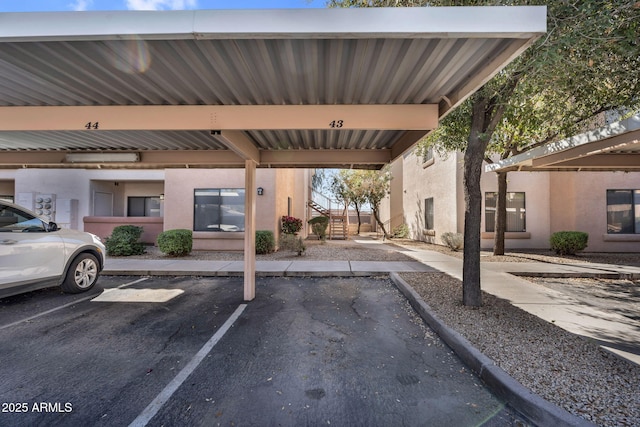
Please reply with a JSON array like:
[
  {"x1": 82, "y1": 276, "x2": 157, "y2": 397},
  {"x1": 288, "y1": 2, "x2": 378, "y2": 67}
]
[{"x1": 0, "y1": 275, "x2": 525, "y2": 426}]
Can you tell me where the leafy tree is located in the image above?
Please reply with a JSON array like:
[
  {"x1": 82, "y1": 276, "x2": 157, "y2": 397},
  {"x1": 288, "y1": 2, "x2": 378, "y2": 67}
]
[
  {"x1": 359, "y1": 169, "x2": 392, "y2": 239},
  {"x1": 329, "y1": 0, "x2": 640, "y2": 307},
  {"x1": 331, "y1": 169, "x2": 366, "y2": 234},
  {"x1": 312, "y1": 168, "x2": 327, "y2": 192},
  {"x1": 330, "y1": 169, "x2": 392, "y2": 237}
]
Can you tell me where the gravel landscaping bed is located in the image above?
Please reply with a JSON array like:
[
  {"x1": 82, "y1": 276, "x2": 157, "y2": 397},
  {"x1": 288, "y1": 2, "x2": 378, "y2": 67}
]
[
  {"x1": 124, "y1": 239, "x2": 415, "y2": 262},
  {"x1": 390, "y1": 239, "x2": 640, "y2": 267},
  {"x1": 400, "y1": 272, "x2": 640, "y2": 427}
]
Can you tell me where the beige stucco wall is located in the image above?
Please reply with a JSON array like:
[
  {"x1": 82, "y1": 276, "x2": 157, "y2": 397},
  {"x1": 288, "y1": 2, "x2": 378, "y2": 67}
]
[
  {"x1": 274, "y1": 168, "x2": 309, "y2": 239},
  {"x1": 8, "y1": 167, "x2": 308, "y2": 250},
  {"x1": 385, "y1": 147, "x2": 640, "y2": 253},
  {"x1": 388, "y1": 158, "x2": 404, "y2": 231},
  {"x1": 164, "y1": 168, "x2": 308, "y2": 250},
  {"x1": 480, "y1": 169, "x2": 552, "y2": 250},
  {"x1": 400, "y1": 149, "x2": 461, "y2": 243},
  {"x1": 550, "y1": 171, "x2": 640, "y2": 252}
]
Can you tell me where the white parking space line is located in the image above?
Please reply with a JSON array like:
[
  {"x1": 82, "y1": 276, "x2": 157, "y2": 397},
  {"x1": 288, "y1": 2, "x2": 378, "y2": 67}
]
[
  {"x1": 128, "y1": 304, "x2": 248, "y2": 427},
  {"x1": 0, "y1": 278, "x2": 150, "y2": 330},
  {"x1": 0, "y1": 293, "x2": 97, "y2": 330}
]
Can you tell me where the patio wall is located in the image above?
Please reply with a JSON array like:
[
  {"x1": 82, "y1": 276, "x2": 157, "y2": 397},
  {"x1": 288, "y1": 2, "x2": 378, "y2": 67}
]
[{"x1": 83, "y1": 216, "x2": 164, "y2": 244}]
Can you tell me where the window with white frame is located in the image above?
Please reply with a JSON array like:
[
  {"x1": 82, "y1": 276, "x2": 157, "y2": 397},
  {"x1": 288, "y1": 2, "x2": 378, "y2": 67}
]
[
  {"x1": 194, "y1": 189, "x2": 245, "y2": 232},
  {"x1": 606, "y1": 189, "x2": 640, "y2": 234},
  {"x1": 485, "y1": 192, "x2": 526, "y2": 232}
]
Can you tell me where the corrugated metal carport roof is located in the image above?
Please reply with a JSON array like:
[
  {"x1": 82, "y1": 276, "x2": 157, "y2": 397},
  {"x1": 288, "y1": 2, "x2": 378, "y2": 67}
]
[{"x1": 0, "y1": 7, "x2": 546, "y2": 169}]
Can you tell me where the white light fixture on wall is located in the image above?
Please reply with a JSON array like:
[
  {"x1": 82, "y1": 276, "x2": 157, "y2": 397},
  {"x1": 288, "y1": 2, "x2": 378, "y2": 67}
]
[{"x1": 65, "y1": 152, "x2": 140, "y2": 163}]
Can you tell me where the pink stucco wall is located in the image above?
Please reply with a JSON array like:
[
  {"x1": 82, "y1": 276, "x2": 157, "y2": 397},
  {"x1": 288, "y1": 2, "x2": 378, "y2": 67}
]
[
  {"x1": 162, "y1": 168, "x2": 308, "y2": 251},
  {"x1": 83, "y1": 216, "x2": 164, "y2": 244}
]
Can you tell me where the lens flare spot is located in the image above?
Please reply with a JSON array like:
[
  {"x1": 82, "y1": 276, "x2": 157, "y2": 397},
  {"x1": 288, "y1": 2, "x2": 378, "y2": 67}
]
[{"x1": 103, "y1": 38, "x2": 151, "y2": 74}]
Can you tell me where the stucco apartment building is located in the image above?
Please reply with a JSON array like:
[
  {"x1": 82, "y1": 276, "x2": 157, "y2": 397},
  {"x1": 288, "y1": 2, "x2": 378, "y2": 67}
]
[
  {"x1": 382, "y1": 115, "x2": 640, "y2": 253},
  {"x1": 0, "y1": 168, "x2": 311, "y2": 251}
]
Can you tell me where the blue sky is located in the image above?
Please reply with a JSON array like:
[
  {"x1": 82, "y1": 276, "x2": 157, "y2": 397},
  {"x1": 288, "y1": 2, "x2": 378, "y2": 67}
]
[{"x1": 0, "y1": 0, "x2": 326, "y2": 12}]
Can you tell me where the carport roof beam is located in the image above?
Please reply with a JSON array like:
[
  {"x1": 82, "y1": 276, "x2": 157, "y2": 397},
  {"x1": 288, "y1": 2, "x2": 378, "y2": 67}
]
[{"x1": 0, "y1": 105, "x2": 438, "y2": 132}]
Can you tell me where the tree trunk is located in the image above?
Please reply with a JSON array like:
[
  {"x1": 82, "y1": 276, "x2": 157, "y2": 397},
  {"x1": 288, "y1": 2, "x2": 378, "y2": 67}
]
[
  {"x1": 372, "y1": 206, "x2": 388, "y2": 239},
  {"x1": 493, "y1": 171, "x2": 508, "y2": 256},
  {"x1": 355, "y1": 203, "x2": 362, "y2": 235},
  {"x1": 462, "y1": 97, "x2": 492, "y2": 308}
]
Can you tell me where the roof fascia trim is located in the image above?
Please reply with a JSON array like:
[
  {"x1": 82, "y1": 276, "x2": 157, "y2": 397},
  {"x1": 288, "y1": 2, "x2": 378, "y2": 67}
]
[
  {"x1": 0, "y1": 7, "x2": 546, "y2": 42},
  {"x1": 486, "y1": 113, "x2": 640, "y2": 173}
]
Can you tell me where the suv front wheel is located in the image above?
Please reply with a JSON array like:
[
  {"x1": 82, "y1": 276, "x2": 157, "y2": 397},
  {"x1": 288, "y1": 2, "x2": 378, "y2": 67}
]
[{"x1": 61, "y1": 253, "x2": 100, "y2": 293}]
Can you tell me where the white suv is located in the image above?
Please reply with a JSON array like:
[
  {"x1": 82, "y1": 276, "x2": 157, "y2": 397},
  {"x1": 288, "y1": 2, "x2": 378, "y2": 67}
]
[{"x1": 0, "y1": 201, "x2": 106, "y2": 298}]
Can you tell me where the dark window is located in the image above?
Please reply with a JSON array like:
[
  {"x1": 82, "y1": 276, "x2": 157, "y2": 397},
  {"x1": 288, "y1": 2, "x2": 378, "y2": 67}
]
[
  {"x1": 288, "y1": 197, "x2": 292, "y2": 217},
  {"x1": 485, "y1": 192, "x2": 526, "y2": 232},
  {"x1": 425, "y1": 197, "x2": 434, "y2": 230},
  {"x1": 127, "y1": 197, "x2": 161, "y2": 217},
  {"x1": 607, "y1": 190, "x2": 640, "y2": 234},
  {"x1": 194, "y1": 189, "x2": 245, "y2": 232}
]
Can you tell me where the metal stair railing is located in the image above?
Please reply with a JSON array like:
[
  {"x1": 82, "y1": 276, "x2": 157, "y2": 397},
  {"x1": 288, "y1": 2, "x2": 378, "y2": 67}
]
[{"x1": 308, "y1": 190, "x2": 347, "y2": 240}]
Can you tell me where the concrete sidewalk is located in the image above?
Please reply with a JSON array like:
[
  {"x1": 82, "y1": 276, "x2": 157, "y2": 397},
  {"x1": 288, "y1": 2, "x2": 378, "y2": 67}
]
[
  {"x1": 393, "y1": 246, "x2": 640, "y2": 366},
  {"x1": 104, "y1": 258, "x2": 436, "y2": 276},
  {"x1": 103, "y1": 243, "x2": 640, "y2": 366}
]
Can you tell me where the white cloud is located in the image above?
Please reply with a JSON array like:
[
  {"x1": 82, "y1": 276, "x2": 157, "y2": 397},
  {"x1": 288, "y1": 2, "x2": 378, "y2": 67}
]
[
  {"x1": 125, "y1": 0, "x2": 197, "y2": 10},
  {"x1": 70, "y1": 0, "x2": 93, "y2": 11}
]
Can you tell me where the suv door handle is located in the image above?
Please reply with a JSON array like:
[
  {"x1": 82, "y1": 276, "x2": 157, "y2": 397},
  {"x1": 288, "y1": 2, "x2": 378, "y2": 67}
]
[{"x1": 0, "y1": 239, "x2": 17, "y2": 245}]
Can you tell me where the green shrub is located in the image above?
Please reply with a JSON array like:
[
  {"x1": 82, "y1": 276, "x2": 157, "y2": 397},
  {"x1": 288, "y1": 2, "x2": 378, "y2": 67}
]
[
  {"x1": 256, "y1": 230, "x2": 276, "y2": 254},
  {"x1": 281, "y1": 215, "x2": 303, "y2": 234},
  {"x1": 391, "y1": 223, "x2": 409, "y2": 239},
  {"x1": 550, "y1": 231, "x2": 588, "y2": 255},
  {"x1": 279, "y1": 233, "x2": 306, "y2": 256},
  {"x1": 441, "y1": 232, "x2": 463, "y2": 251},
  {"x1": 105, "y1": 225, "x2": 145, "y2": 256},
  {"x1": 308, "y1": 216, "x2": 329, "y2": 241},
  {"x1": 157, "y1": 229, "x2": 193, "y2": 256}
]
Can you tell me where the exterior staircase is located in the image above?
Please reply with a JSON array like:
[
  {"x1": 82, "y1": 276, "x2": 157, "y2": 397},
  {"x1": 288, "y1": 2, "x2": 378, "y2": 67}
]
[
  {"x1": 307, "y1": 192, "x2": 348, "y2": 240},
  {"x1": 308, "y1": 199, "x2": 330, "y2": 217},
  {"x1": 328, "y1": 214, "x2": 347, "y2": 240}
]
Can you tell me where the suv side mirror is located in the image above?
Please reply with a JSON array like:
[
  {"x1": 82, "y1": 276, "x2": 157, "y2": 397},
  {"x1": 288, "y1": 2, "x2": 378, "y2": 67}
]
[{"x1": 45, "y1": 222, "x2": 59, "y2": 232}]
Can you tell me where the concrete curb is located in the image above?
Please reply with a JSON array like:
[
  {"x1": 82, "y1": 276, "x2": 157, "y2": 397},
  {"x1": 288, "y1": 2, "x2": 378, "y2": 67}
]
[
  {"x1": 389, "y1": 272, "x2": 596, "y2": 427},
  {"x1": 102, "y1": 269, "x2": 357, "y2": 278},
  {"x1": 509, "y1": 271, "x2": 640, "y2": 280}
]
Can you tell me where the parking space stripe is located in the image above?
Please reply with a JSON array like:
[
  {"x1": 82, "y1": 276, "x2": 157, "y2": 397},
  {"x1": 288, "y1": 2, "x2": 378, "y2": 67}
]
[
  {"x1": 0, "y1": 278, "x2": 151, "y2": 330},
  {"x1": 0, "y1": 293, "x2": 99, "y2": 331},
  {"x1": 128, "y1": 304, "x2": 248, "y2": 427}
]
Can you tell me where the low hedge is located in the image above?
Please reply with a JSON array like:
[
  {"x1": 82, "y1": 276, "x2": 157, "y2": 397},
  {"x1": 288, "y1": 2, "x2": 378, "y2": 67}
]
[
  {"x1": 550, "y1": 231, "x2": 588, "y2": 255},
  {"x1": 441, "y1": 232, "x2": 463, "y2": 251},
  {"x1": 308, "y1": 216, "x2": 329, "y2": 241},
  {"x1": 157, "y1": 229, "x2": 193, "y2": 256},
  {"x1": 105, "y1": 225, "x2": 145, "y2": 256},
  {"x1": 256, "y1": 230, "x2": 276, "y2": 254}
]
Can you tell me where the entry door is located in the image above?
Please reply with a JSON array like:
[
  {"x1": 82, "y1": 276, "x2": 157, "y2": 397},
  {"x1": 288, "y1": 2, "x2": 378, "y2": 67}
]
[{"x1": 94, "y1": 192, "x2": 113, "y2": 216}]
